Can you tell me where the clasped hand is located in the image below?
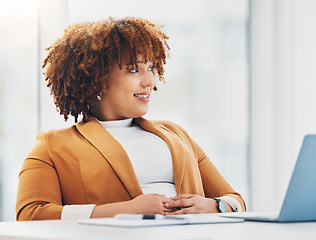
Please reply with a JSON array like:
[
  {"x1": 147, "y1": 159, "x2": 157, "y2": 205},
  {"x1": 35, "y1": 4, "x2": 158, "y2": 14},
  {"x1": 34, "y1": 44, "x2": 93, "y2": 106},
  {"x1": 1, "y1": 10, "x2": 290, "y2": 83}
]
[
  {"x1": 132, "y1": 194, "x2": 218, "y2": 215},
  {"x1": 165, "y1": 194, "x2": 218, "y2": 215}
]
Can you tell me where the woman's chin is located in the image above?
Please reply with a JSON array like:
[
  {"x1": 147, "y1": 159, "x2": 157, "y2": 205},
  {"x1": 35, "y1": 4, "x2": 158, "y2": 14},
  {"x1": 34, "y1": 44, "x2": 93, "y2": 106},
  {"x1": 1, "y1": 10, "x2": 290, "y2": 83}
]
[{"x1": 131, "y1": 110, "x2": 149, "y2": 119}]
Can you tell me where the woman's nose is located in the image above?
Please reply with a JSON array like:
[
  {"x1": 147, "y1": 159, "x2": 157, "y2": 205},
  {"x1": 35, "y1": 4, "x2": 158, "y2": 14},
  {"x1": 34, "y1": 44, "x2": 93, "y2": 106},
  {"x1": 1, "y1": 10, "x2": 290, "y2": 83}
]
[{"x1": 141, "y1": 70, "x2": 155, "y2": 88}]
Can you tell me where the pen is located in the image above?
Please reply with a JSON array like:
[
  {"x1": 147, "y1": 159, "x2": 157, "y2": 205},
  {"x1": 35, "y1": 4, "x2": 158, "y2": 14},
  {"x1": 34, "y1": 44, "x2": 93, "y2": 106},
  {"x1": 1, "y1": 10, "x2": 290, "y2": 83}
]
[
  {"x1": 114, "y1": 214, "x2": 186, "y2": 220},
  {"x1": 114, "y1": 214, "x2": 165, "y2": 220}
]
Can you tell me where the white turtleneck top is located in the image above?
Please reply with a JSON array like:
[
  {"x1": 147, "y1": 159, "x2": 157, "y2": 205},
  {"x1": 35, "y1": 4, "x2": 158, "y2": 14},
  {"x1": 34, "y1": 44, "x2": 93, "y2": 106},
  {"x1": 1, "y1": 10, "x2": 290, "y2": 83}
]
[
  {"x1": 61, "y1": 118, "x2": 242, "y2": 219},
  {"x1": 97, "y1": 118, "x2": 177, "y2": 197}
]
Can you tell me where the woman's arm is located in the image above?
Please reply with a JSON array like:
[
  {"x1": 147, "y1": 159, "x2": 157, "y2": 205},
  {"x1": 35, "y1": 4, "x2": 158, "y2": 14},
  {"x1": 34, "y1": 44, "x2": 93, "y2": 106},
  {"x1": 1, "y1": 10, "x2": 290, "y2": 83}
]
[
  {"x1": 185, "y1": 128, "x2": 246, "y2": 211},
  {"x1": 159, "y1": 122, "x2": 246, "y2": 213},
  {"x1": 164, "y1": 194, "x2": 233, "y2": 215},
  {"x1": 16, "y1": 132, "x2": 176, "y2": 220},
  {"x1": 16, "y1": 157, "x2": 64, "y2": 220},
  {"x1": 91, "y1": 194, "x2": 175, "y2": 218},
  {"x1": 17, "y1": 156, "x2": 175, "y2": 220}
]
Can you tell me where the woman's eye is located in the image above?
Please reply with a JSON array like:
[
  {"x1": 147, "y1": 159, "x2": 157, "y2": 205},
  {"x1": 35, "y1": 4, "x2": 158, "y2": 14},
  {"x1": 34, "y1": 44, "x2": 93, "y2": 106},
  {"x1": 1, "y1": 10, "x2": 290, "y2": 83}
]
[{"x1": 129, "y1": 69, "x2": 139, "y2": 73}]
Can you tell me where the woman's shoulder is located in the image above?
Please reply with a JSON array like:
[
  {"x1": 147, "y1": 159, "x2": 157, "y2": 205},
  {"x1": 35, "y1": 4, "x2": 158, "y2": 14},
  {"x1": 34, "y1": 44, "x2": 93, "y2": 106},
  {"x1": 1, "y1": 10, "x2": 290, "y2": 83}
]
[
  {"x1": 152, "y1": 119, "x2": 181, "y2": 129},
  {"x1": 35, "y1": 125, "x2": 78, "y2": 141},
  {"x1": 151, "y1": 119, "x2": 189, "y2": 136},
  {"x1": 25, "y1": 125, "x2": 78, "y2": 161}
]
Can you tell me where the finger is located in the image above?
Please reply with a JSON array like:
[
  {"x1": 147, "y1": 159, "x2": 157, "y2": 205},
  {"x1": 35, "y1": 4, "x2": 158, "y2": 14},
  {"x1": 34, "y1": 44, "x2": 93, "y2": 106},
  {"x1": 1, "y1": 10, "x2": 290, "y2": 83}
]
[
  {"x1": 172, "y1": 194, "x2": 195, "y2": 200},
  {"x1": 163, "y1": 207, "x2": 175, "y2": 213},
  {"x1": 165, "y1": 198, "x2": 193, "y2": 209},
  {"x1": 167, "y1": 207, "x2": 194, "y2": 215},
  {"x1": 164, "y1": 204, "x2": 179, "y2": 211},
  {"x1": 162, "y1": 198, "x2": 173, "y2": 203},
  {"x1": 159, "y1": 206, "x2": 176, "y2": 216},
  {"x1": 161, "y1": 198, "x2": 178, "y2": 211},
  {"x1": 164, "y1": 203, "x2": 172, "y2": 209}
]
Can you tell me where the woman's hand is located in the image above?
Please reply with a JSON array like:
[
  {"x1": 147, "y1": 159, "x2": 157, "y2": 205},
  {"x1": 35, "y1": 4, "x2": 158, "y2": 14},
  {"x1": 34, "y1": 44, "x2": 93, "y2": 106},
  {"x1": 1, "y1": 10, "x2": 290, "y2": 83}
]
[
  {"x1": 164, "y1": 194, "x2": 220, "y2": 215},
  {"x1": 130, "y1": 194, "x2": 176, "y2": 215},
  {"x1": 91, "y1": 194, "x2": 176, "y2": 218}
]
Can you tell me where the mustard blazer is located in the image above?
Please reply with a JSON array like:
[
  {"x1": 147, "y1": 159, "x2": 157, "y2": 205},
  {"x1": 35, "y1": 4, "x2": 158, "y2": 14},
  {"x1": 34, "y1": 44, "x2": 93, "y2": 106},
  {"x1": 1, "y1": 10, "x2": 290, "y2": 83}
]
[{"x1": 16, "y1": 117, "x2": 246, "y2": 220}]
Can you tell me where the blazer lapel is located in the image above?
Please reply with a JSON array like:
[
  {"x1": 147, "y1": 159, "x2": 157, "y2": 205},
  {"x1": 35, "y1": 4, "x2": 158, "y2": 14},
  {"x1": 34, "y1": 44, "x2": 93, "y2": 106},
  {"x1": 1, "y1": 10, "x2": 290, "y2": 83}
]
[
  {"x1": 134, "y1": 117, "x2": 185, "y2": 194},
  {"x1": 76, "y1": 118, "x2": 143, "y2": 199}
]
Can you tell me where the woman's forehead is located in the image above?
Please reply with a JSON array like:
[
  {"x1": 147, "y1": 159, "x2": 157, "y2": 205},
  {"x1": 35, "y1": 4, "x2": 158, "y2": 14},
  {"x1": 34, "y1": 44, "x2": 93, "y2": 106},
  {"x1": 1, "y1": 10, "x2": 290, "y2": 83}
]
[{"x1": 119, "y1": 54, "x2": 153, "y2": 66}]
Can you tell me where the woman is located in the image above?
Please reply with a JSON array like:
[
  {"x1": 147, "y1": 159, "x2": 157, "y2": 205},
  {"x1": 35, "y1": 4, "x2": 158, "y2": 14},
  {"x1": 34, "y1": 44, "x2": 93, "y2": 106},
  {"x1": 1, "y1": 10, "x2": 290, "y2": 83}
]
[{"x1": 16, "y1": 17, "x2": 246, "y2": 221}]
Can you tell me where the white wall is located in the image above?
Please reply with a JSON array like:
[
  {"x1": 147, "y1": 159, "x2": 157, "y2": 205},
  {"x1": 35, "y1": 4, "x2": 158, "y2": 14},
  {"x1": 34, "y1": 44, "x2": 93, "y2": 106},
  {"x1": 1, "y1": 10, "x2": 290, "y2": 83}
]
[
  {"x1": 0, "y1": 0, "x2": 39, "y2": 220},
  {"x1": 250, "y1": 0, "x2": 316, "y2": 211}
]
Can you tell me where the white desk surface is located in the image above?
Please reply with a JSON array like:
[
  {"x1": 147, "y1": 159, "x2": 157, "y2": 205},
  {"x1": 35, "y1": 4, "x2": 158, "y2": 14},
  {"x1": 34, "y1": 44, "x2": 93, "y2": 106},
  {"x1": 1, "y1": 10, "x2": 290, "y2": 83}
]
[{"x1": 0, "y1": 217, "x2": 315, "y2": 240}]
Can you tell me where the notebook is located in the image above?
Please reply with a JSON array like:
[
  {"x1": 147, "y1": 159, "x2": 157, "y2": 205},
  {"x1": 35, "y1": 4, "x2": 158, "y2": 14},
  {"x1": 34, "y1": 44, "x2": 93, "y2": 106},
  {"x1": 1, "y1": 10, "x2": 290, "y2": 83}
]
[
  {"x1": 223, "y1": 135, "x2": 316, "y2": 222},
  {"x1": 78, "y1": 213, "x2": 244, "y2": 228}
]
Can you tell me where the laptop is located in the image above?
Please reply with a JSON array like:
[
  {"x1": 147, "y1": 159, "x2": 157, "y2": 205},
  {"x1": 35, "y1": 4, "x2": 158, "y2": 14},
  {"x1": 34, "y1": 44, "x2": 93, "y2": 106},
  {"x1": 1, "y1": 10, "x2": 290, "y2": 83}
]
[{"x1": 223, "y1": 135, "x2": 316, "y2": 222}]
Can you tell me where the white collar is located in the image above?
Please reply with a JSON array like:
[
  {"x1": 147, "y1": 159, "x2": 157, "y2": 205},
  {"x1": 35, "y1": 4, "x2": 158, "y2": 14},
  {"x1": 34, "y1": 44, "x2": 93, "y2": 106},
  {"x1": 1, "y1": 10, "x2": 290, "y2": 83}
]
[{"x1": 96, "y1": 118, "x2": 133, "y2": 129}]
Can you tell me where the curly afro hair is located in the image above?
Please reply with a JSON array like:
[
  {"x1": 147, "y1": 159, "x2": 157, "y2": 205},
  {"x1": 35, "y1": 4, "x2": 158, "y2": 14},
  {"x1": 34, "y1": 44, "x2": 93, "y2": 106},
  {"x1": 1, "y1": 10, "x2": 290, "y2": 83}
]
[{"x1": 42, "y1": 17, "x2": 170, "y2": 122}]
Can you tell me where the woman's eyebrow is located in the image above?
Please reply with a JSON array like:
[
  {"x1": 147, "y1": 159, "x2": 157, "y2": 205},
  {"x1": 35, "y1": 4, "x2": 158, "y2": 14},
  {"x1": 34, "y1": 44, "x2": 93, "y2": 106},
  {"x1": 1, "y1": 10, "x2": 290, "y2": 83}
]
[{"x1": 136, "y1": 61, "x2": 153, "y2": 64}]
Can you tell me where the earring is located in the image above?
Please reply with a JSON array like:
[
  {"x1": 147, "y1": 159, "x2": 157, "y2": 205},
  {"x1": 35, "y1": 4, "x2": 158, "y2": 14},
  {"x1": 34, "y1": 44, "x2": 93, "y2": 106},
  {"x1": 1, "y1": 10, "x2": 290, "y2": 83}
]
[
  {"x1": 96, "y1": 95, "x2": 101, "y2": 101},
  {"x1": 153, "y1": 86, "x2": 158, "y2": 91}
]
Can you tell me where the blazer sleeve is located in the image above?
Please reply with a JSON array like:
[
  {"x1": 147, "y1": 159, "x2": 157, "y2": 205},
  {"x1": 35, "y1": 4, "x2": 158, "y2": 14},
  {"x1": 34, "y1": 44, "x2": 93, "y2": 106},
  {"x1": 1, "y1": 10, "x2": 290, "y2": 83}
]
[
  {"x1": 192, "y1": 140, "x2": 246, "y2": 211},
  {"x1": 196, "y1": 146, "x2": 246, "y2": 211},
  {"x1": 164, "y1": 122, "x2": 246, "y2": 211},
  {"x1": 16, "y1": 131, "x2": 64, "y2": 221}
]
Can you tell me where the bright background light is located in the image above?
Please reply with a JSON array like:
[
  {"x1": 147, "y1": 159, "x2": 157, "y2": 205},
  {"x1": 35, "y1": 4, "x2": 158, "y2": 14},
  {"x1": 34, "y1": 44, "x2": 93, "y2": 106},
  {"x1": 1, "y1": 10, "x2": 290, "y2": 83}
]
[{"x1": 3, "y1": 0, "x2": 316, "y2": 221}]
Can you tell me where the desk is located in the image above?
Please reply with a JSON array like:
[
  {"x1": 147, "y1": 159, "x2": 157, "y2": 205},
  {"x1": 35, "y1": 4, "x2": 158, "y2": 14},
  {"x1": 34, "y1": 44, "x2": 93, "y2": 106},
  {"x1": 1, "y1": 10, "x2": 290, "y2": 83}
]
[{"x1": 0, "y1": 217, "x2": 315, "y2": 240}]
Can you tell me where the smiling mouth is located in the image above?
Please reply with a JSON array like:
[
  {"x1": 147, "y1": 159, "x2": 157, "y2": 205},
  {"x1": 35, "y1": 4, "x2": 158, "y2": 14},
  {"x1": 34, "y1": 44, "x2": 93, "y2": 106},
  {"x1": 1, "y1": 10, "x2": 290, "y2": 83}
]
[
  {"x1": 133, "y1": 92, "x2": 151, "y2": 102},
  {"x1": 133, "y1": 93, "x2": 150, "y2": 98}
]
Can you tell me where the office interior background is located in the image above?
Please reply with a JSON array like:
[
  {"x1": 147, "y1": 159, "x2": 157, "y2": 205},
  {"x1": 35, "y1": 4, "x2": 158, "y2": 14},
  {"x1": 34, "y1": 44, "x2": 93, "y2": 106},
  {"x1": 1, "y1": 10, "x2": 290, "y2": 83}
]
[{"x1": 0, "y1": 0, "x2": 315, "y2": 221}]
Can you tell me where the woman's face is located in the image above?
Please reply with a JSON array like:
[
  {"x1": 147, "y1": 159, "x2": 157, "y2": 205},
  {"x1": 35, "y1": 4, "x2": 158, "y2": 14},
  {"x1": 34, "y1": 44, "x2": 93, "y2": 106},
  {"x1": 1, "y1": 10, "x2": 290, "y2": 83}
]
[{"x1": 92, "y1": 55, "x2": 156, "y2": 121}]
